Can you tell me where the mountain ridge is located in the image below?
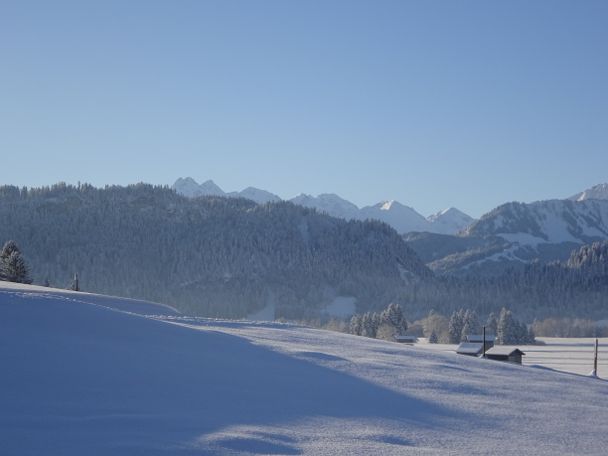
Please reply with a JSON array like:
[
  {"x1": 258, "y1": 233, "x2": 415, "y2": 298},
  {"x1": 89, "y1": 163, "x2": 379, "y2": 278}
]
[{"x1": 173, "y1": 177, "x2": 475, "y2": 235}]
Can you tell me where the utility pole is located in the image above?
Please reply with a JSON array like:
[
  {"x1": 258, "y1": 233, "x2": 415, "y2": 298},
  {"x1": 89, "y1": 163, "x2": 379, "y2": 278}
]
[
  {"x1": 482, "y1": 325, "x2": 486, "y2": 358},
  {"x1": 592, "y1": 338, "x2": 599, "y2": 378}
]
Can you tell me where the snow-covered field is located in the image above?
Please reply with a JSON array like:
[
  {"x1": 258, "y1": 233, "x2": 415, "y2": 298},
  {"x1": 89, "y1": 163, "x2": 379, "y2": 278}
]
[
  {"x1": 416, "y1": 338, "x2": 608, "y2": 378},
  {"x1": 2, "y1": 282, "x2": 608, "y2": 455}
]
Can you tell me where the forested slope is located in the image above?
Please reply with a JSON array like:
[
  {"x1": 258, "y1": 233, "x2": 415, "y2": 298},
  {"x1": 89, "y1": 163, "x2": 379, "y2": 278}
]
[{"x1": 0, "y1": 183, "x2": 430, "y2": 318}]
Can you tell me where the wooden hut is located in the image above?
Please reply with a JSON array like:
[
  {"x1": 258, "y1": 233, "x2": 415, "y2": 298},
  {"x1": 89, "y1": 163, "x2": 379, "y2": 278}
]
[{"x1": 485, "y1": 347, "x2": 525, "y2": 365}]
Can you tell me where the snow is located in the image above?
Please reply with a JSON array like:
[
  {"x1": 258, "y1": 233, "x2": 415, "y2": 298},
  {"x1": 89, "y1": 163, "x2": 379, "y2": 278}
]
[
  {"x1": 569, "y1": 183, "x2": 608, "y2": 202},
  {"x1": 3, "y1": 285, "x2": 607, "y2": 454},
  {"x1": 324, "y1": 296, "x2": 357, "y2": 318},
  {"x1": 380, "y1": 200, "x2": 396, "y2": 211}
]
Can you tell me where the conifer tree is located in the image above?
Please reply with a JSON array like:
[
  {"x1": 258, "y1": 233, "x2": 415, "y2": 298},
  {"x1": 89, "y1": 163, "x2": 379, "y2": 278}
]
[
  {"x1": 0, "y1": 241, "x2": 31, "y2": 284},
  {"x1": 497, "y1": 307, "x2": 516, "y2": 345},
  {"x1": 361, "y1": 312, "x2": 379, "y2": 338},
  {"x1": 381, "y1": 303, "x2": 407, "y2": 335},
  {"x1": 349, "y1": 314, "x2": 362, "y2": 336},
  {"x1": 486, "y1": 312, "x2": 498, "y2": 336},
  {"x1": 448, "y1": 309, "x2": 465, "y2": 343}
]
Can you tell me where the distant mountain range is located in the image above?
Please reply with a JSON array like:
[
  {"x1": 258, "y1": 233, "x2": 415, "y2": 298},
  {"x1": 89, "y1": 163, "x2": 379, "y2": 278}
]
[
  {"x1": 174, "y1": 177, "x2": 608, "y2": 276},
  {"x1": 172, "y1": 177, "x2": 475, "y2": 235},
  {"x1": 407, "y1": 183, "x2": 608, "y2": 275}
]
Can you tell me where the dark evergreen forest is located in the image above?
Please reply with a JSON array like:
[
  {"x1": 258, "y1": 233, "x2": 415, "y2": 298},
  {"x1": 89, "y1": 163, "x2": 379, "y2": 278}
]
[{"x1": 1, "y1": 183, "x2": 607, "y2": 321}]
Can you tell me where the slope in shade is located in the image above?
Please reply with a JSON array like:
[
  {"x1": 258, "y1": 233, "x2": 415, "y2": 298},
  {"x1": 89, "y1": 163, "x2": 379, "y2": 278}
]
[
  {"x1": 1, "y1": 287, "x2": 608, "y2": 455},
  {"x1": 0, "y1": 290, "x2": 460, "y2": 455}
]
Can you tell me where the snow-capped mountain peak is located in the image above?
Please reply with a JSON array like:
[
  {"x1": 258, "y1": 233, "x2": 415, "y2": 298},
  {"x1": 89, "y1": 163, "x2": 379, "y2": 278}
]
[
  {"x1": 569, "y1": 183, "x2": 608, "y2": 202},
  {"x1": 427, "y1": 207, "x2": 475, "y2": 234},
  {"x1": 360, "y1": 200, "x2": 429, "y2": 233},
  {"x1": 173, "y1": 177, "x2": 473, "y2": 235}
]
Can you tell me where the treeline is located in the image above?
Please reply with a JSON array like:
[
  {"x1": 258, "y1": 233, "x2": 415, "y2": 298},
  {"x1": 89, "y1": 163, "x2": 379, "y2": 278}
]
[
  {"x1": 344, "y1": 305, "x2": 536, "y2": 345},
  {"x1": 406, "y1": 241, "x2": 608, "y2": 321},
  {"x1": 532, "y1": 317, "x2": 608, "y2": 338},
  {"x1": 418, "y1": 307, "x2": 535, "y2": 345},
  {"x1": 347, "y1": 303, "x2": 408, "y2": 340},
  {"x1": 0, "y1": 183, "x2": 429, "y2": 319}
]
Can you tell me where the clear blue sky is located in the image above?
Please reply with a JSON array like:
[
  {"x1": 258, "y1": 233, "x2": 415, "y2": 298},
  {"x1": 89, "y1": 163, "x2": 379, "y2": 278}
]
[{"x1": 1, "y1": 1, "x2": 607, "y2": 217}]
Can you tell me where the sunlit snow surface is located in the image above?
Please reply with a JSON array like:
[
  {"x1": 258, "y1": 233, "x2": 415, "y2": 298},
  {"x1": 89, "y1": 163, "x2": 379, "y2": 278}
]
[{"x1": 1, "y1": 283, "x2": 608, "y2": 455}]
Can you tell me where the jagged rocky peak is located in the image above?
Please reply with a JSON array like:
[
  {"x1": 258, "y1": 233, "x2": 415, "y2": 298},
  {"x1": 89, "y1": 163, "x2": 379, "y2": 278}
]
[
  {"x1": 173, "y1": 177, "x2": 225, "y2": 198},
  {"x1": 198, "y1": 179, "x2": 225, "y2": 196}
]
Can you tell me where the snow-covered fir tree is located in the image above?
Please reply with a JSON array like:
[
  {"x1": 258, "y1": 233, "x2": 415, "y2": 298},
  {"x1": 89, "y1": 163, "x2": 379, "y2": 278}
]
[
  {"x1": 381, "y1": 303, "x2": 408, "y2": 335},
  {"x1": 0, "y1": 240, "x2": 31, "y2": 284},
  {"x1": 448, "y1": 309, "x2": 465, "y2": 344},
  {"x1": 349, "y1": 314, "x2": 363, "y2": 336}
]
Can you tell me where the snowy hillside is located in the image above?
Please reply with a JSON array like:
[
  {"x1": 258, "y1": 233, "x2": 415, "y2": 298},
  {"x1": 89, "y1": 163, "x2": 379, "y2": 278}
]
[
  {"x1": 466, "y1": 199, "x2": 608, "y2": 245},
  {"x1": 2, "y1": 283, "x2": 607, "y2": 455}
]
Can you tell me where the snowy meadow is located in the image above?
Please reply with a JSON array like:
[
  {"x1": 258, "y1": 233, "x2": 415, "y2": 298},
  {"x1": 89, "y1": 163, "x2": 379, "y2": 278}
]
[{"x1": 1, "y1": 282, "x2": 608, "y2": 455}]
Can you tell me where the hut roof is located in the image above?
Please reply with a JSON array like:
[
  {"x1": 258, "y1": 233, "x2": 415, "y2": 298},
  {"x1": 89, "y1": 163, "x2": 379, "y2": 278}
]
[
  {"x1": 456, "y1": 343, "x2": 483, "y2": 355},
  {"x1": 485, "y1": 346, "x2": 525, "y2": 356}
]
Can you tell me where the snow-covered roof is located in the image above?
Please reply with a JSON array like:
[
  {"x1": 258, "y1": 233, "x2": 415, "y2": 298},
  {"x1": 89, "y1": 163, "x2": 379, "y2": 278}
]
[
  {"x1": 456, "y1": 343, "x2": 483, "y2": 355},
  {"x1": 485, "y1": 346, "x2": 525, "y2": 356}
]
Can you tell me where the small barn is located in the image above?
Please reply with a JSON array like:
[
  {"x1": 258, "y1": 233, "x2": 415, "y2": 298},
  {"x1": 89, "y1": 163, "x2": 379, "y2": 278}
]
[
  {"x1": 393, "y1": 335, "x2": 418, "y2": 344},
  {"x1": 465, "y1": 334, "x2": 496, "y2": 348},
  {"x1": 485, "y1": 347, "x2": 525, "y2": 365},
  {"x1": 456, "y1": 342, "x2": 483, "y2": 357}
]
